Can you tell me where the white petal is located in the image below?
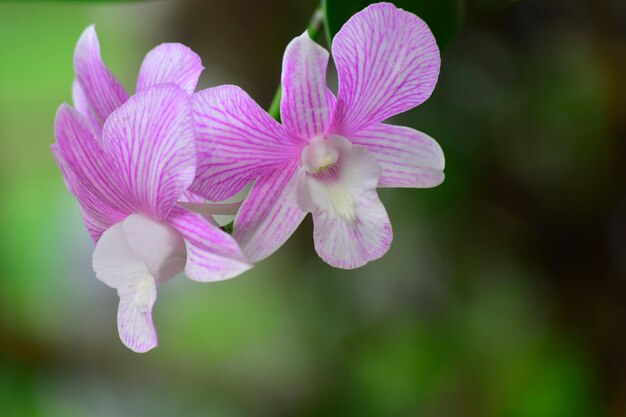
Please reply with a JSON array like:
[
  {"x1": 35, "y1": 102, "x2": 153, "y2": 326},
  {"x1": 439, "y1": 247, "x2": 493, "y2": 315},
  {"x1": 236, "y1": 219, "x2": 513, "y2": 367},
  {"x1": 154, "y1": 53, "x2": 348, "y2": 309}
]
[
  {"x1": 92, "y1": 221, "x2": 149, "y2": 293},
  {"x1": 122, "y1": 214, "x2": 186, "y2": 283},
  {"x1": 117, "y1": 275, "x2": 158, "y2": 353},
  {"x1": 92, "y1": 221, "x2": 160, "y2": 352},
  {"x1": 296, "y1": 136, "x2": 392, "y2": 269}
]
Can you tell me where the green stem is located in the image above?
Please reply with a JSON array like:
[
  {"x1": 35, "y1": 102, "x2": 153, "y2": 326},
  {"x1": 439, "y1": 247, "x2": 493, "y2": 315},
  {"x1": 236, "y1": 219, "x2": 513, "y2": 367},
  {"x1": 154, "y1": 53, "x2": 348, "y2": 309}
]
[
  {"x1": 267, "y1": 85, "x2": 282, "y2": 121},
  {"x1": 267, "y1": 3, "x2": 325, "y2": 121}
]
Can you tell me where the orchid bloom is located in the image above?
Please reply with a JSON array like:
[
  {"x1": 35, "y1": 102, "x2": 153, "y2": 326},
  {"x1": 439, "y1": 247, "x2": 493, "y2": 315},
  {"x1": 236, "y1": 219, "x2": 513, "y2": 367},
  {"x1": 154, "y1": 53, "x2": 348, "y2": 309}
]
[
  {"x1": 52, "y1": 27, "x2": 250, "y2": 352},
  {"x1": 190, "y1": 3, "x2": 445, "y2": 269}
]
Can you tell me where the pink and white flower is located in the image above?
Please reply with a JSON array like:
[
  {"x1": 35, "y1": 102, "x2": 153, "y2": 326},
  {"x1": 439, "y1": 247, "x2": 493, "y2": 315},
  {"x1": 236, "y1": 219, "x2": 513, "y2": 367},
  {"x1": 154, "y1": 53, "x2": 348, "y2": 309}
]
[
  {"x1": 52, "y1": 27, "x2": 250, "y2": 352},
  {"x1": 191, "y1": 3, "x2": 445, "y2": 269}
]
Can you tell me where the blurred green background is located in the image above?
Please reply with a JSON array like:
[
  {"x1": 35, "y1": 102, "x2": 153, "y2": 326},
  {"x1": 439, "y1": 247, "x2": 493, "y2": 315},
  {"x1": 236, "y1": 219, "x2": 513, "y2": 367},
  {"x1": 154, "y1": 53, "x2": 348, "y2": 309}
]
[{"x1": 0, "y1": 0, "x2": 625, "y2": 416}]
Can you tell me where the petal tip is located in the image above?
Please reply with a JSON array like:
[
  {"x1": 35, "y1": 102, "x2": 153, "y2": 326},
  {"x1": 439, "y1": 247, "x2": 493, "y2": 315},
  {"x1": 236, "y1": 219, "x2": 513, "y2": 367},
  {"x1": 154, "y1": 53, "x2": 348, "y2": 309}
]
[{"x1": 75, "y1": 24, "x2": 99, "y2": 55}]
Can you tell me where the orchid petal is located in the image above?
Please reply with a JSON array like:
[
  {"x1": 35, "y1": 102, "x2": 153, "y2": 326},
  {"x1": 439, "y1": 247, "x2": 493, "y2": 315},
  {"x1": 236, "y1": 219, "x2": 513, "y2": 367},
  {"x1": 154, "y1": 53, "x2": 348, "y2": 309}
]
[
  {"x1": 296, "y1": 137, "x2": 391, "y2": 269},
  {"x1": 233, "y1": 162, "x2": 305, "y2": 263},
  {"x1": 117, "y1": 281, "x2": 158, "y2": 353},
  {"x1": 54, "y1": 104, "x2": 133, "y2": 215},
  {"x1": 349, "y1": 123, "x2": 444, "y2": 188},
  {"x1": 92, "y1": 221, "x2": 158, "y2": 353},
  {"x1": 191, "y1": 85, "x2": 300, "y2": 201},
  {"x1": 179, "y1": 190, "x2": 206, "y2": 204},
  {"x1": 122, "y1": 214, "x2": 186, "y2": 282},
  {"x1": 72, "y1": 79, "x2": 101, "y2": 134},
  {"x1": 74, "y1": 25, "x2": 128, "y2": 128},
  {"x1": 331, "y1": 3, "x2": 440, "y2": 135},
  {"x1": 281, "y1": 32, "x2": 334, "y2": 140},
  {"x1": 51, "y1": 144, "x2": 125, "y2": 242},
  {"x1": 136, "y1": 43, "x2": 204, "y2": 95},
  {"x1": 310, "y1": 189, "x2": 392, "y2": 269},
  {"x1": 103, "y1": 84, "x2": 196, "y2": 220},
  {"x1": 167, "y1": 206, "x2": 251, "y2": 281},
  {"x1": 92, "y1": 221, "x2": 150, "y2": 290}
]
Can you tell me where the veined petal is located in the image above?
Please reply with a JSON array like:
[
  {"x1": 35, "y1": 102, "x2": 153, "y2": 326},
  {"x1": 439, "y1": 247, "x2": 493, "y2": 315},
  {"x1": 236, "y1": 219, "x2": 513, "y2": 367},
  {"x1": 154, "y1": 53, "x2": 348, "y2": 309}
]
[
  {"x1": 331, "y1": 3, "x2": 440, "y2": 135},
  {"x1": 51, "y1": 144, "x2": 125, "y2": 242},
  {"x1": 103, "y1": 84, "x2": 196, "y2": 219},
  {"x1": 191, "y1": 85, "x2": 300, "y2": 201},
  {"x1": 233, "y1": 162, "x2": 305, "y2": 263},
  {"x1": 281, "y1": 32, "x2": 334, "y2": 140},
  {"x1": 136, "y1": 43, "x2": 204, "y2": 95},
  {"x1": 167, "y1": 206, "x2": 251, "y2": 281},
  {"x1": 296, "y1": 137, "x2": 392, "y2": 269},
  {"x1": 92, "y1": 221, "x2": 158, "y2": 353},
  {"x1": 179, "y1": 190, "x2": 206, "y2": 204},
  {"x1": 74, "y1": 25, "x2": 128, "y2": 128},
  {"x1": 117, "y1": 280, "x2": 157, "y2": 353},
  {"x1": 54, "y1": 104, "x2": 133, "y2": 215},
  {"x1": 349, "y1": 123, "x2": 444, "y2": 188},
  {"x1": 310, "y1": 189, "x2": 392, "y2": 269}
]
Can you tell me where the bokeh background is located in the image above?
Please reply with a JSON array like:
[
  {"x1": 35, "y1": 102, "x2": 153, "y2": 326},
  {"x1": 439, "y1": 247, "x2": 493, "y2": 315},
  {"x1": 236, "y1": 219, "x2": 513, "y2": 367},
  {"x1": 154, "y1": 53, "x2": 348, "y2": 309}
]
[{"x1": 1, "y1": 0, "x2": 625, "y2": 416}]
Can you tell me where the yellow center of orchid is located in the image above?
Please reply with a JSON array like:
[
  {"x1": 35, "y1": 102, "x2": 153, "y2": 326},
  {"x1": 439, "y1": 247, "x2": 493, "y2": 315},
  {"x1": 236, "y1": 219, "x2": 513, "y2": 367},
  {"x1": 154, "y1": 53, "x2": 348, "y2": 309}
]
[
  {"x1": 132, "y1": 274, "x2": 155, "y2": 313},
  {"x1": 327, "y1": 181, "x2": 356, "y2": 223}
]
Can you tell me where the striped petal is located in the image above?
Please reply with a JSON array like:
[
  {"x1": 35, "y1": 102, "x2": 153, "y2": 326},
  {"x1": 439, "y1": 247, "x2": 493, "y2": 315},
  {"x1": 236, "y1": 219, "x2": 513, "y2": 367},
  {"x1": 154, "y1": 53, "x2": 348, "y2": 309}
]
[
  {"x1": 136, "y1": 43, "x2": 204, "y2": 95},
  {"x1": 51, "y1": 144, "x2": 125, "y2": 242},
  {"x1": 310, "y1": 189, "x2": 392, "y2": 269},
  {"x1": 74, "y1": 25, "x2": 128, "y2": 129},
  {"x1": 54, "y1": 104, "x2": 133, "y2": 215},
  {"x1": 233, "y1": 161, "x2": 305, "y2": 263},
  {"x1": 281, "y1": 32, "x2": 334, "y2": 141},
  {"x1": 117, "y1": 281, "x2": 158, "y2": 353},
  {"x1": 191, "y1": 85, "x2": 301, "y2": 201},
  {"x1": 167, "y1": 206, "x2": 251, "y2": 281},
  {"x1": 296, "y1": 136, "x2": 391, "y2": 269},
  {"x1": 102, "y1": 84, "x2": 196, "y2": 220},
  {"x1": 331, "y1": 3, "x2": 440, "y2": 135},
  {"x1": 349, "y1": 123, "x2": 445, "y2": 188}
]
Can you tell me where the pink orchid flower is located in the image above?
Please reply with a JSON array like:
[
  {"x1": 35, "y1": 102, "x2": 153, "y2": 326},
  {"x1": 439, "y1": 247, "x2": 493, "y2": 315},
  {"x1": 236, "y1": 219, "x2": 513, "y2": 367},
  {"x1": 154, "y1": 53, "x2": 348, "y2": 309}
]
[
  {"x1": 190, "y1": 3, "x2": 445, "y2": 269},
  {"x1": 52, "y1": 27, "x2": 250, "y2": 352}
]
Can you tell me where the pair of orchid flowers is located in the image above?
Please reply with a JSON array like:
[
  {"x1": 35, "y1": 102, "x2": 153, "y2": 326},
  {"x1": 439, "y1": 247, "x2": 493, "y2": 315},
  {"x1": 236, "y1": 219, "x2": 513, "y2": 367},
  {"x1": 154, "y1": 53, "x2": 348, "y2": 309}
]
[{"x1": 52, "y1": 2, "x2": 445, "y2": 352}]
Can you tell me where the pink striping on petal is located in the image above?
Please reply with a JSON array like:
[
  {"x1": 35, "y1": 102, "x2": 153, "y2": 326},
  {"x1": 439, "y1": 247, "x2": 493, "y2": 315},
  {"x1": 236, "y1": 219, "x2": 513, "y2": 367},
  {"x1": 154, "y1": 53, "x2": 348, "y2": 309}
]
[
  {"x1": 191, "y1": 85, "x2": 301, "y2": 201},
  {"x1": 349, "y1": 123, "x2": 445, "y2": 188},
  {"x1": 74, "y1": 25, "x2": 128, "y2": 127},
  {"x1": 51, "y1": 144, "x2": 125, "y2": 242},
  {"x1": 311, "y1": 188, "x2": 392, "y2": 269},
  {"x1": 54, "y1": 104, "x2": 134, "y2": 215},
  {"x1": 136, "y1": 43, "x2": 204, "y2": 95},
  {"x1": 331, "y1": 3, "x2": 441, "y2": 135},
  {"x1": 167, "y1": 206, "x2": 251, "y2": 281},
  {"x1": 233, "y1": 161, "x2": 306, "y2": 263},
  {"x1": 280, "y1": 32, "x2": 334, "y2": 141},
  {"x1": 102, "y1": 84, "x2": 196, "y2": 220},
  {"x1": 117, "y1": 283, "x2": 158, "y2": 353}
]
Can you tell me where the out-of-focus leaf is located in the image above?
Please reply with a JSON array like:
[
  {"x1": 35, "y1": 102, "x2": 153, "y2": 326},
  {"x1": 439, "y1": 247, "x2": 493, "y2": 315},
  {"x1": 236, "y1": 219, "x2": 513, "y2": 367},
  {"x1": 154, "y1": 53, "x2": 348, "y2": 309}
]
[{"x1": 322, "y1": 0, "x2": 464, "y2": 48}]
